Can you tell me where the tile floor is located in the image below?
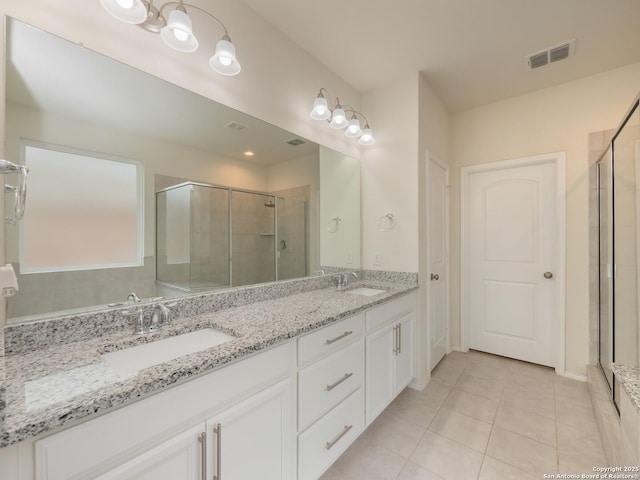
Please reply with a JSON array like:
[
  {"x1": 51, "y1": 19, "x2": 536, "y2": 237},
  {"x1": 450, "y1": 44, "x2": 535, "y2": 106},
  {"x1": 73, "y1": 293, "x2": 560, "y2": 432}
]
[{"x1": 320, "y1": 349, "x2": 606, "y2": 480}]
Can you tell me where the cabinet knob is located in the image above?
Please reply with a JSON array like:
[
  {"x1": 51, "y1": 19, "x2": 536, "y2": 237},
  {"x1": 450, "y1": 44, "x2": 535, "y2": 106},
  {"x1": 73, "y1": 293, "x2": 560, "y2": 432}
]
[
  {"x1": 543, "y1": 272, "x2": 553, "y2": 279},
  {"x1": 430, "y1": 273, "x2": 439, "y2": 281}
]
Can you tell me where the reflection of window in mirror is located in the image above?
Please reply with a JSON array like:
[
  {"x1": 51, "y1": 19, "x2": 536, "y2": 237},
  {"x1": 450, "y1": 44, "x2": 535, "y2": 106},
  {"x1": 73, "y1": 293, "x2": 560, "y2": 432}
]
[{"x1": 19, "y1": 141, "x2": 142, "y2": 273}]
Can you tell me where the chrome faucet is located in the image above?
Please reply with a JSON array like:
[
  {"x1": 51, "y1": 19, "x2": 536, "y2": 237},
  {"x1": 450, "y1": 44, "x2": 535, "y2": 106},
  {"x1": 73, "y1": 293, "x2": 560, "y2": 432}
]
[
  {"x1": 127, "y1": 292, "x2": 141, "y2": 303},
  {"x1": 151, "y1": 303, "x2": 172, "y2": 330},
  {"x1": 123, "y1": 302, "x2": 173, "y2": 335},
  {"x1": 336, "y1": 271, "x2": 358, "y2": 290}
]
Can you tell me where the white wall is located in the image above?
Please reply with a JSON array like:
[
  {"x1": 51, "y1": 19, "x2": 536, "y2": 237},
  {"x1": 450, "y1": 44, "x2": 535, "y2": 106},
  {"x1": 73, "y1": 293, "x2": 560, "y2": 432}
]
[
  {"x1": 450, "y1": 62, "x2": 640, "y2": 376},
  {"x1": 361, "y1": 75, "x2": 419, "y2": 272}
]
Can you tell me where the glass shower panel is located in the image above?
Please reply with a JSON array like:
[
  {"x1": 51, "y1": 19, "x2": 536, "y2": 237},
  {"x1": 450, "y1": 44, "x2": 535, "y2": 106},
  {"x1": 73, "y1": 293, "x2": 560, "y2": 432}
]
[
  {"x1": 156, "y1": 185, "x2": 191, "y2": 290},
  {"x1": 190, "y1": 184, "x2": 230, "y2": 289},
  {"x1": 156, "y1": 183, "x2": 229, "y2": 291},
  {"x1": 276, "y1": 196, "x2": 308, "y2": 281},
  {"x1": 613, "y1": 105, "x2": 640, "y2": 379},
  {"x1": 599, "y1": 147, "x2": 614, "y2": 389},
  {"x1": 231, "y1": 191, "x2": 276, "y2": 286}
]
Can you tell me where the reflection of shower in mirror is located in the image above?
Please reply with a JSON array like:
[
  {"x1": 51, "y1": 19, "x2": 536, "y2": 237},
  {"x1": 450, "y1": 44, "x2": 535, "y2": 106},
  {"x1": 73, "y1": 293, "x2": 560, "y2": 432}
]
[{"x1": 0, "y1": 159, "x2": 29, "y2": 225}]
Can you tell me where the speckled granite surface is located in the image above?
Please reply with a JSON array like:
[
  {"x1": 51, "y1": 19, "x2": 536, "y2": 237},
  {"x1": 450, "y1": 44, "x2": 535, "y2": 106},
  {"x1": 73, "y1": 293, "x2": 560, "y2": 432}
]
[
  {"x1": 612, "y1": 363, "x2": 640, "y2": 410},
  {"x1": 0, "y1": 275, "x2": 417, "y2": 447}
]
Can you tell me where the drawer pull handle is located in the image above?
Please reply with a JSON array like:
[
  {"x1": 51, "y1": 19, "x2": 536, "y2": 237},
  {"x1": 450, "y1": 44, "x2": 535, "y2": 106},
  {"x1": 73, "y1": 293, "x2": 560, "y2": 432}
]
[
  {"x1": 325, "y1": 424, "x2": 353, "y2": 450},
  {"x1": 326, "y1": 372, "x2": 354, "y2": 391},
  {"x1": 326, "y1": 330, "x2": 353, "y2": 345},
  {"x1": 198, "y1": 432, "x2": 207, "y2": 480},
  {"x1": 213, "y1": 423, "x2": 222, "y2": 480}
]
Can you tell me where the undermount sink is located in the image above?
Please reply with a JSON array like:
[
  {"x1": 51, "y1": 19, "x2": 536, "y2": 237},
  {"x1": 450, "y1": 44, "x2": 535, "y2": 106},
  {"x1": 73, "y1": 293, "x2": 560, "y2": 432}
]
[
  {"x1": 346, "y1": 287, "x2": 387, "y2": 297},
  {"x1": 102, "y1": 328, "x2": 235, "y2": 375}
]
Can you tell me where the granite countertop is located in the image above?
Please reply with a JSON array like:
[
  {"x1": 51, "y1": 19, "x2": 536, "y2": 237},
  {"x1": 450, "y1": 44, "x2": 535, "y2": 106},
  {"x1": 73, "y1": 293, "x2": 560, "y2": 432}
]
[
  {"x1": 612, "y1": 363, "x2": 640, "y2": 410},
  {"x1": 0, "y1": 279, "x2": 417, "y2": 447}
]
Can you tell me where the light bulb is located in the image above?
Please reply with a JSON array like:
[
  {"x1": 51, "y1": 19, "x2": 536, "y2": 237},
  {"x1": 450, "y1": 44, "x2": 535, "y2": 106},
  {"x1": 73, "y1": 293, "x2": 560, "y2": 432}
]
[
  {"x1": 345, "y1": 117, "x2": 362, "y2": 138},
  {"x1": 100, "y1": 0, "x2": 148, "y2": 24},
  {"x1": 173, "y1": 29, "x2": 189, "y2": 41},
  {"x1": 358, "y1": 128, "x2": 375, "y2": 145},
  {"x1": 209, "y1": 38, "x2": 241, "y2": 75},
  {"x1": 160, "y1": 9, "x2": 198, "y2": 52},
  {"x1": 310, "y1": 96, "x2": 330, "y2": 120},
  {"x1": 329, "y1": 108, "x2": 348, "y2": 129}
]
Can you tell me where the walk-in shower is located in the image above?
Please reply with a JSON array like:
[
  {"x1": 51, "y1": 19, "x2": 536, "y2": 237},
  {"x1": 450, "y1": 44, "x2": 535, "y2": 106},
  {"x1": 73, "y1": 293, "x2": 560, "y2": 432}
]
[
  {"x1": 156, "y1": 182, "x2": 307, "y2": 292},
  {"x1": 596, "y1": 96, "x2": 640, "y2": 409}
]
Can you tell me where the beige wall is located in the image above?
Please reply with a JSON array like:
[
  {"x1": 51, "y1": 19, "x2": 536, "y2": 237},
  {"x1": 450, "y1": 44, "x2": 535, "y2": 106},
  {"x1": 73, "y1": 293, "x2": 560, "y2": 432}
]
[{"x1": 450, "y1": 62, "x2": 640, "y2": 376}]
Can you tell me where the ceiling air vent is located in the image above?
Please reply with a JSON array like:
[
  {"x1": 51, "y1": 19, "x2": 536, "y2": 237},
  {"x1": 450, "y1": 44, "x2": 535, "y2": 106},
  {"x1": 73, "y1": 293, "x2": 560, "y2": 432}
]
[
  {"x1": 224, "y1": 121, "x2": 249, "y2": 131},
  {"x1": 527, "y1": 39, "x2": 575, "y2": 70},
  {"x1": 286, "y1": 138, "x2": 306, "y2": 146},
  {"x1": 528, "y1": 51, "x2": 548, "y2": 69}
]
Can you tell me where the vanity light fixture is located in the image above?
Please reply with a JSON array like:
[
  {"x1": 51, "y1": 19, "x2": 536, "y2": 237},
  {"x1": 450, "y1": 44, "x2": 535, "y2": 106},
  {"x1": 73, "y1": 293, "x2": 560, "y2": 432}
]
[
  {"x1": 99, "y1": 0, "x2": 241, "y2": 75},
  {"x1": 310, "y1": 88, "x2": 375, "y2": 145}
]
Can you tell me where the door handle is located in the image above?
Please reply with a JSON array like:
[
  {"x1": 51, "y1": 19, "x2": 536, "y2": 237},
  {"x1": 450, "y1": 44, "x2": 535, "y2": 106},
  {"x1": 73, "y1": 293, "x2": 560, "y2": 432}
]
[
  {"x1": 543, "y1": 272, "x2": 553, "y2": 279},
  {"x1": 430, "y1": 273, "x2": 439, "y2": 281}
]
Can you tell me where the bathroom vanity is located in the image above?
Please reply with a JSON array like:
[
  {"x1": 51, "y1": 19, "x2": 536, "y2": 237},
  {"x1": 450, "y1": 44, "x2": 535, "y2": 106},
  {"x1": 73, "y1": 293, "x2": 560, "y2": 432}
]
[{"x1": 0, "y1": 273, "x2": 418, "y2": 480}]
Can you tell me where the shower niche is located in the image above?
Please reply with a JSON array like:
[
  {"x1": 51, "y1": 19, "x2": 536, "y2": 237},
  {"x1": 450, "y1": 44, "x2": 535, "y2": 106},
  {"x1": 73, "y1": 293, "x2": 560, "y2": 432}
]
[{"x1": 156, "y1": 182, "x2": 307, "y2": 292}]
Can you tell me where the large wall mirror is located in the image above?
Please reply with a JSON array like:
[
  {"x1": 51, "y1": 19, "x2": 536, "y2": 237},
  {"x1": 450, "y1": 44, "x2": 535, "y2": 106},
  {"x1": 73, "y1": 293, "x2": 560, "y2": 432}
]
[{"x1": 4, "y1": 17, "x2": 361, "y2": 323}]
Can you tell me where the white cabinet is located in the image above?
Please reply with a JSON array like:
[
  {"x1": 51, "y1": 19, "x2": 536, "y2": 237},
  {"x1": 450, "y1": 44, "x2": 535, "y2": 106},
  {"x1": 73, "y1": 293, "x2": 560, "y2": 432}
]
[
  {"x1": 206, "y1": 379, "x2": 294, "y2": 480},
  {"x1": 96, "y1": 425, "x2": 205, "y2": 480},
  {"x1": 35, "y1": 343, "x2": 293, "y2": 480},
  {"x1": 97, "y1": 379, "x2": 293, "y2": 480},
  {"x1": 365, "y1": 294, "x2": 416, "y2": 425}
]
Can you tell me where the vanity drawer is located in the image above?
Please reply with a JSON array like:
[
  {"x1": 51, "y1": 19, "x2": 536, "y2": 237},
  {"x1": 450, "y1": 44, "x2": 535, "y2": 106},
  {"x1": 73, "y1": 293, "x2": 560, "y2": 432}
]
[
  {"x1": 298, "y1": 339, "x2": 363, "y2": 431},
  {"x1": 365, "y1": 293, "x2": 415, "y2": 333},
  {"x1": 298, "y1": 313, "x2": 364, "y2": 366},
  {"x1": 298, "y1": 388, "x2": 364, "y2": 480}
]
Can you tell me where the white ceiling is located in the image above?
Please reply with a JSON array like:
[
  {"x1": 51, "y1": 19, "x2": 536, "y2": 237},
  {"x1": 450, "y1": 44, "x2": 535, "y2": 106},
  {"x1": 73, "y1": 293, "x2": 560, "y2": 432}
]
[
  {"x1": 6, "y1": 19, "x2": 318, "y2": 166},
  {"x1": 240, "y1": 0, "x2": 640, "y2": 112}
]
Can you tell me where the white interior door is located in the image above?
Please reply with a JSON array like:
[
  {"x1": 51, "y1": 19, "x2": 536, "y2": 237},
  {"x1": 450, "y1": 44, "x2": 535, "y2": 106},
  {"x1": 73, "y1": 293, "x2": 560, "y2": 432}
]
[
  {"x1": 428, "y1": 158, "x2": 449, "y2": 369},
  {"x1": 464, "y1": 158, "x2": 559, "y2": 367}
]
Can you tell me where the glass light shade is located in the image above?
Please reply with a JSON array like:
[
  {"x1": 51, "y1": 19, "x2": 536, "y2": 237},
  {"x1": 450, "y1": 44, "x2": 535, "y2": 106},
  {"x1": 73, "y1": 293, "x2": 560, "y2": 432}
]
[
  {"x1": 310, "y1": 97, "x2": 331, "y2": 120},
  {"x1": 160, "y1": 9, "x2": 199, "y2": 53},
  {"x1": 100, "y1": 0, "x2": 148, "y2": 24},
  {"x1": 209, "y1": 38, "x2": 242, "y2": 76},
  {"x1": 329, "y1": 108, "x2": 348, "y2": 129},
  {"x1": 358, "y1": 128, "x2": 375, "y2": 145},
  {"x1": 345, "y1": 118, "x2": 363, "y2": 138}
]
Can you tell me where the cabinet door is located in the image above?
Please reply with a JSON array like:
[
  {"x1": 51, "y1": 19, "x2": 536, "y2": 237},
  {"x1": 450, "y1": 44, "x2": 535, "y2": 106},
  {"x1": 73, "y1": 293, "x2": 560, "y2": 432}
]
[
  {"x1": 206, "y1": 379, "x2": 294, "y2": 480},
  {"x1": 395, "y1": 312, "x2": 415, "y2": 393},
  {"x1": 365, "y1": 323, "x2": 395, "y2": 425},
  {"x1": 96, "y1": 424, "x2": 205, "y2": 480}
]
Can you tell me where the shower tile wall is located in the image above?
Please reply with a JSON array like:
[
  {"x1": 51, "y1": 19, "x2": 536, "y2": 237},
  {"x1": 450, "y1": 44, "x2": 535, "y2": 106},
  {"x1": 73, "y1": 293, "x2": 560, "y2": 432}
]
[
  {"x1": 8, "y1": 256, "x2": 157, "y2": 318},
  {"x1": 231, "y1": 191, "x2": 275, "y2": 286}
]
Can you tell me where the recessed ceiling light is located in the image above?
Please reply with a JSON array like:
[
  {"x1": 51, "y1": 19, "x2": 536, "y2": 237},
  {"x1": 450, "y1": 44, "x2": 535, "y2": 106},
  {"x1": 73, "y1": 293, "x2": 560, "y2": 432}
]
[{"x1": 243, "y1": 151, "x2": 255, "y2": 157}]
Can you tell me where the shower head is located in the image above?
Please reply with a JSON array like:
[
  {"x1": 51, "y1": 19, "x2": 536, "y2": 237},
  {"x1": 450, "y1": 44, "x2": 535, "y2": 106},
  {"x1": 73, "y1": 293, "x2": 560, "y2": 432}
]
[{"x1": 264, "y1": 199, "x2": 275, "y2": 207}]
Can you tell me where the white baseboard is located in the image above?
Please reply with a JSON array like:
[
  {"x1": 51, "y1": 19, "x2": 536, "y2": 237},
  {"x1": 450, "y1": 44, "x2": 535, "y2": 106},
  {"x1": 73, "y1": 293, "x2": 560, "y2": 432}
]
[
  {"x1": 450, "y1": 346, "x2": 468, "y2": 353},
  {"x1": 560, "y1": 370, "x2": 587, "y2": 382},
  {"x1": 409, "y1": 373, "x2": 430, "y2": 391}
]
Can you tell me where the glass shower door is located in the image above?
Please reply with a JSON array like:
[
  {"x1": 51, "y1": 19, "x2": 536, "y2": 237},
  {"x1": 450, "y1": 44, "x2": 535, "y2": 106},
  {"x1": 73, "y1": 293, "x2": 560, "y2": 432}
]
[
  {"x1": 230, "y1": 191, "x2": 276, "y2": 286},
  {"x1": 598, "y1": 148, "x2": 614, "y2": 389},
  {"x1": 276, "y1": 196, "x2": 308, "y2": 281}
]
